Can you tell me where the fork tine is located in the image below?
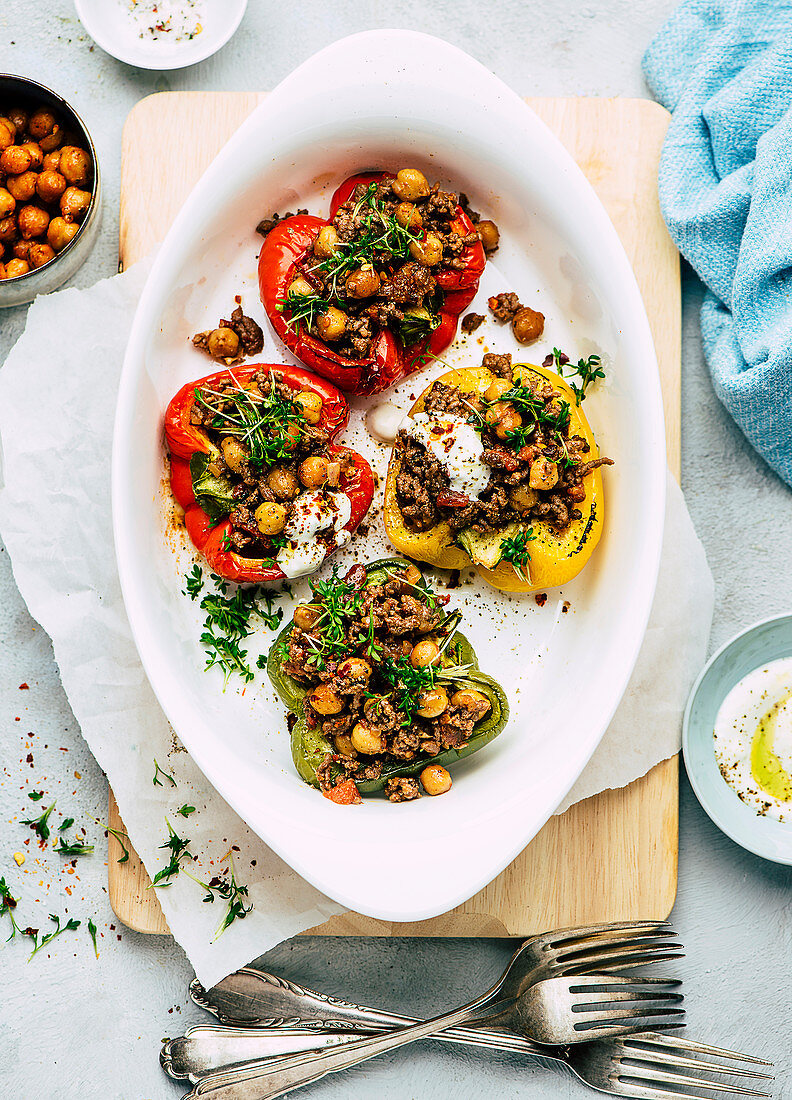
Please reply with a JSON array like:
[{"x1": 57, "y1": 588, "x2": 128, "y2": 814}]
[
  {"x1": 624, "y1": 1050, "x2": 774, "y2": 1081},
  {"x1": 546, "y1": 920, "x2": 675, "y2": 946},
  {"x1": 566, "y1": 949, "x2": 686, "y2": 975},
  {"x1": 556, "y1": 931, "x2": 679, "y2": 960},
  {"x1": 621, "y1": 1033, "x2": 774, "y2": 1067},
  {"x1": 617, "y1": 1063, "x2": 771, "y2": 1096},
  {"x1": 577, "y1": 1005, "x2": 686, "y2": 1022},
  {"x1": 571, "y1": 990, "x2": 684, "y2": 1006}
]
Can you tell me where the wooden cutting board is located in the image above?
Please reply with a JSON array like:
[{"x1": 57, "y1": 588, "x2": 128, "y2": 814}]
[{"x1": 110, "y1": 92, "x2": 680, "y2": 937}]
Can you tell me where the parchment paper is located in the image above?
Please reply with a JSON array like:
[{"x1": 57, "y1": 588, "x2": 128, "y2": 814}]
[{"x1": 0, "y1": 261, "x2": 713, "y2": 987}]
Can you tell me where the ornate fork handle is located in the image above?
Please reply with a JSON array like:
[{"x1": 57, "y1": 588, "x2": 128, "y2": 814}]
[
  {"x1": 186, "y1": 994, "x2": 514, "y2": 1099},
  {"x1": 190, "y1": 971, "x2": 541, "y2": 1052}
]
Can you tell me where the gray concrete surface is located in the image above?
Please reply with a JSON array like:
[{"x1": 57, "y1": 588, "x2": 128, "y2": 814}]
[{"x1": 1, "y1": 1, "x2": 790, "y2": 1096}]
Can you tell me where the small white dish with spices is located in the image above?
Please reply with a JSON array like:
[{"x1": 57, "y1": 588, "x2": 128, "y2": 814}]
[{"x1": 74, "y1": 0, "x2": 247, "y2": 70}]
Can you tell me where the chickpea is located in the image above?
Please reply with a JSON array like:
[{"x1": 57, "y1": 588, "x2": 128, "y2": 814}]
[
  {"x1": 20, "y1": 142, "x2": 43, "y2": 170},
  {"x1": 477, "y1": 219, "x2": 500, "y2": 253},
  {"x1": 254, "y1": 501, "x2": 287, "y2": 537},
  {"x1": 316, "y1": 307, "x2": 346, "y2": 342},
  {"x1": 42, "y1": 150, "x2": 62, "y2": 173},
  {"x1": 18, "y1": 205, "x2": 50, "y2": 241},
  {"x1": 0, "y1": 261, "x2": 5, "y2": 280},
  {"x1": 345, "y1": 265, "x2": 379, "y2": 299},
  {"x1": 28, "y1": 241, "x2": 56, "y2": 268},
  {"x1": 6, "y1": 107, "x2": 28, "y2": 133},
  {"x1": 409, "y1": 233, "x2": 443, "y2": 267},
  {"x1": 220, "y1": 436, "x2": 248, "y2": 472},
  {"x1": 309, "y1": 682, "x2": 344, "y2": 716},
  {"x1": 47, "y1": 217, "x2": 78, "y2": 252},
  {"x1": 313, "y1": 225, "x2": 339, "y2": 258},
  {"x1": 206, "y1": 327, "x2": 240, "y2": 360},
  {"x1": 334, "y1": 733, "x2": 355, "y2": 757},
  {"x1": 394, "y1": 202, "x2": 422, "y2": 231},
  {"x1": 298, "y1": 455, "x2": 328, "y2": 489},
  {"x1": 509, "y1": 484, "x2": 538, "y2": 513},
  {"x1": 392, "y1": 168, "x2": 430, "y2": 202},
  {"x1": 7, "y1": 172, "x2": 37, "y2": 202},
  {"x1": 450, "y1": 689, "x2": 491, "y2": 715},
  {"x1": 420, "y1": 764, "x2": 452, "y2": 796},
  {"x1": 0, "y1": 188, "x2": 15, "y2": 219},
  {"x1": 485, "y1": 401, "x2": 522, "y2": 440},
  {"x1": 60, "y1": 186, "x2": 92, "y2": 221},
  {"x1": 28, "y1": 108, "x2": 57, "y2": 141},
  {"x1": 416, "y1": 686, "x2": 449, "y2": 719},
  {"x1": 288, "y1": 275, "x2": 313, "y2": 298},
  {"x1": 528, "y1": 455, "x2": 559, "y2": 491},
  {"x1": 294, "y1": 390, "x2": 323, "y2": 425},
  {"x1": 512, "y1": 306, "x2": 545, "y2": 344},
  {"x1": 36, "y1": 170, "x2": 67, "y2": 204},
  {"x1": 58, "y1": 146, "x2": 90, "y2": 185},
  {"x1": 39, "y1": 125, "x2": 64, "y2": 154},
  {"x1": 338, "y1": 657, "x2": 371, "y2": 682},
  {"x1": 12, "y1": 240, "x2": 32, "y2": 262},
  {"x1": 0, "y1": 216, "x2": 17, "y2": 244},
  {"x1": 0, "y1": 119, "x2": 16, "y2": 150},
  {"x1": 293, "y1": 604, "x2": 320, "y2": 631},
  {"x1": 351, "y1": 722, "x2": 383, "y2": 756},
  {"x1": 484, "y1": 378, "x2": 512, "y2": 402},
  {"x1": 4, "y1": 257, "x2": 30, "y2": 279},
  {"x1": 267, "y1": 466, "x2": 300, "y2": 500},
  {"x1": 410, "y1": 638, "x2": 440, "y2": 668},
  {"x1": 0, "y1": 146, "x2": 31, "y2": 176}
]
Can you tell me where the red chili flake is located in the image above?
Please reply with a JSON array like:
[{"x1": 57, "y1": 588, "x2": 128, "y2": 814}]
[
  {"x1": 534, "y1": 593, "x2": 547, "y2": 607},
  {"x1": 14, "y1": 717, "x2": 20, "y2": 722},
  {"x1": 562, "y1": 601, "x2": 571, "y2": 614},
  {"x1": 19, "y1": 683, "x2": 29, "y2": 690},
  {"x1": 231, "y1": 845, "x2": 240, "y2": 852}
]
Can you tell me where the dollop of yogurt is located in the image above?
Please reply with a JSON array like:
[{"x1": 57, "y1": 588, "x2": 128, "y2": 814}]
[
  {"x1": 276, "y1": 489, "x2": 352, "y2": 579},
  {"x1": 403, "y1": 412, "x2": 491, "y2": 498},
  {"x1": 713, "y1": 657, "x2": 792, "y2": 822}
]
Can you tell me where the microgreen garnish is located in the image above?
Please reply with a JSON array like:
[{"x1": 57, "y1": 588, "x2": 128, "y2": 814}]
[
  {"x1": 88, "y1": 918, "x2": 99, "y2": 958},
  {"x1": 92, "y1": 817, "x2": 130, "y2": 864},
  {"x1": 26, "y1": 913, "x2": 82, "y2": 960},
  {"x1": 184, "y1": 857, "x2": 252, "y2": 939},
  {"x1": 497, "y1": 381, "x2": 571, "y2": 433},
  {"x1": 27, "y1": 790, "x2": 44, "y2": 802},
  {"x1": 22, "y1": 801, "x2": 56, "y2": 843},
  {"x1": 258, "y1": 591, "x2": 284, "y2": 631},
  {"x1": 384, "y1": 568, "x2": 440, "y2": 611},
  {"x1": 153, "y1": 759, "x2": 177, "y2": 788},
  {"x1": 0, "y1": 877, "x2": 22, "y2": 940},
  {"x1": 194, "y1": 372, "x2": 303, "y2": 468},
  {"x1": 545, "y1": 348, "x2": 605, "y2": 405},
  {"x1": 177, "y1": 804, "x2": 196, "y2": 818},
  {"x1": 184, "y1": 564, "x2": 204, "y2": 600},
  {"x1": 59, "y1": 818, "x2": 74, "y2": 832},
  {"x1": 150, "y1": 822, "x2": 193, "y2": 888},
  {"x1": 54, "y1": 838, "x2": 94, "y2": 858},
  {"x1": 302, "y1": 568, "x2": 363, "y2": 671},
  {"x1": 362, "y1": 611, "x2": 383, "y2": 661},
  {"x1": 500, "y1": 528, "x2": 537, "y2": 583},
  {"x1": 276, "y1": 290, "x2": 332, "y2": 335},
  {"x1": 381, "y1": 653, "x2": 472, "y2": 727}
]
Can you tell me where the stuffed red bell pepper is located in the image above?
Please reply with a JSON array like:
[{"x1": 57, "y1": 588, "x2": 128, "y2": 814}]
[
  {"x1": 164, "y1": 363, "x2": 375, "y2": 583},
  {"x1": 257, "y1": 168, "x2": 487, "y2": 396}
]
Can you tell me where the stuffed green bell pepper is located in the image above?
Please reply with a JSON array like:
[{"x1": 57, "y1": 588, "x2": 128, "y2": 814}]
[{"x1": 266, "y1": 557, "x2": 509, "y2": 804}]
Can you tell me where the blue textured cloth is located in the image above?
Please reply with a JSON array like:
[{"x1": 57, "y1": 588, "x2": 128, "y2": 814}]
[{"x1": 643, "y1": 2, "x2": 792, "y2": 484}]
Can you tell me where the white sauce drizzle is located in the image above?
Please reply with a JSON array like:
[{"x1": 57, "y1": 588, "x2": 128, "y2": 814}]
[
  {"x1": 276, "y1": 489, "x2": 352, "y2": 579},
  {"x1": 403, "y1": 411, "x2": 491, "y2": 499}
]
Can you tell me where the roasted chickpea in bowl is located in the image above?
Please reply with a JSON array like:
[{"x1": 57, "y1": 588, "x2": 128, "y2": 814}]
[{"x1": 0, "y1": 75, "x2": 101, "y2": 308}]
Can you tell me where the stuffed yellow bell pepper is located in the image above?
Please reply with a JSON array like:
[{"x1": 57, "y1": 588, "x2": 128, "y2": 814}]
[{"x1": 383, "y1": 352, "x2": 612, "y2": 593}]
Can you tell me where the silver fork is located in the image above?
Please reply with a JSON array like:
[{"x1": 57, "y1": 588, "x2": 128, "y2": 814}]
[
  {"x1": 177, "y1": 1031, "x2": 773, "y2": 1100},
  {"x1": 172, "y1": 974, "x2": 685, "y2": 1099},
  {"x1": 190, "y1": 919, "x2": 684, "y2": 1031}
]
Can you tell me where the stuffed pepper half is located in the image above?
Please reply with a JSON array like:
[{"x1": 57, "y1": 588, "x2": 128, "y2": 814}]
[
  {"x1": 266, "y1": 558, "x2": 508, "y2": 803},
  {"x1": 384, "y1": 353, "x2": 612, "y2": 593},
  {"x1": 165, "y1": 364, "x2": 374, "y2": 583},
  {"x1": 258, "y1": 169, "x2": 486, "y2": 396}
]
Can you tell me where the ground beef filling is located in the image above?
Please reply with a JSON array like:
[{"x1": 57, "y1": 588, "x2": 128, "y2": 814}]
[
  {"x1": 284, "y1": 570, "x2": 492, "y2": 802},
  {"x1": 394, "y1": 353, "x2": 613, "y2": 536},
  {"x1": 281, "y1": 169, "x2": 483, "y2": 361},
  {"x1": 188, "y1": 369, "x2": 353, "y2": 557}
]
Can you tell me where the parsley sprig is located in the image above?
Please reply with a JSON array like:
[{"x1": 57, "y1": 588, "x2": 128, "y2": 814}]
[
  {"x1": 22, "y1": 801, "x2": 56, "y2": 843},
  {"x1": 184, "y1": 858, "x2": 252, "y2": 939},
  {"x1": 54, "y1": 837, "x2": 94, "y2": 858},
  {"x1": 153, "y1": 759, "x2": 177, "y2": 788},
  {"x1": 500, "y1": 527, "x2": 537, "y2": 583},
  {"x1": 301, "y1": 568, "x2": 364, "y2": 671},
  {"x1": 91, "y1": 818, "x2": 131, "y2": 864},
  {"x1": 0, "y1": 877, "x2": 23, "y2": 940},
  {"x1": 150, "y1": 822, "x2": 193, "y2": 889},
  {"x1": 26, "y1": 913, "x2": 82, "y2": 960}
]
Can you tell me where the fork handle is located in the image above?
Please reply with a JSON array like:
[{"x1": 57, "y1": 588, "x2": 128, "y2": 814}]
[{"x1": 185, "y1": 997, "x2": 501, "y2": 1099}]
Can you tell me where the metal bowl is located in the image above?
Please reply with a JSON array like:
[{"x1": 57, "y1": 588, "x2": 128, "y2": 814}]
[{"x1": 0, "y1": 74, "x2": 101, "y2": 308}]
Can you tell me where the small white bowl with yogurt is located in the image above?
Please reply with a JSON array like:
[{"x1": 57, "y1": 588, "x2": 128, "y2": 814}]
[
  {"x1": 684, "y1": 613, "x2": 792, "y2": 863},
  {"x1": 74, "y1": 0, "x2": 247, "y2": 70}
]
